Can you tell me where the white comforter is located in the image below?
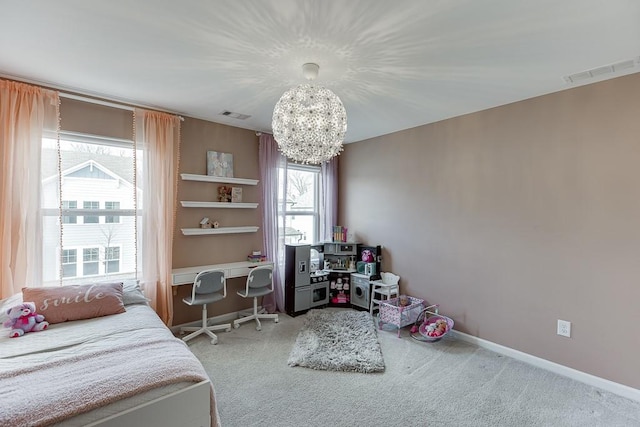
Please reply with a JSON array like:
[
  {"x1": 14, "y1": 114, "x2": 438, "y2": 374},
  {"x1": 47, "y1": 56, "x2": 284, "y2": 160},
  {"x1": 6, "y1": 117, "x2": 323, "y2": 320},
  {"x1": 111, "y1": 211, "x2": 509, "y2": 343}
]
[{"x1": 0, "y1": 304, "x2": 217, "y2": 427}]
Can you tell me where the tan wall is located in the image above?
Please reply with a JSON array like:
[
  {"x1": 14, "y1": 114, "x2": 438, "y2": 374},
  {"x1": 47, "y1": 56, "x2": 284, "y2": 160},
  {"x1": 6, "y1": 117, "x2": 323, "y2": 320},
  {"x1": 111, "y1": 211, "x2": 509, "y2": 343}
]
[
  {"x1": 58, "y1": 98, "x2": 262, "y2": 325},
  {"x1": 339, "y1": 72, "x2": 640, "y2": 389},
  {"x1": 172, "y1": 118, "x2": 262, "y2": 325}
]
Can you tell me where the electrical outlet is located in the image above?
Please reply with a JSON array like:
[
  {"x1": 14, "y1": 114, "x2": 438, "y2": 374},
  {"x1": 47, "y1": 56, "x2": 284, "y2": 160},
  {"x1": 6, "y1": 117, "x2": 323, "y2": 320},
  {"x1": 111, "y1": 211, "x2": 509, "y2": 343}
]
[{"x1": 557, "y1": 319, "x2": 571, "y2": 337}]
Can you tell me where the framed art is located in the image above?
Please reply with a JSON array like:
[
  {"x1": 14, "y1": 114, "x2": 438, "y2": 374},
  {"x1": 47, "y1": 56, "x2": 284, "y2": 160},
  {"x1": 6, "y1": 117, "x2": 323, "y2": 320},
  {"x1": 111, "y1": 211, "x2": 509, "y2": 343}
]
[{"x1": 207, "y1": 151, "x2": 233, "y2": 177}]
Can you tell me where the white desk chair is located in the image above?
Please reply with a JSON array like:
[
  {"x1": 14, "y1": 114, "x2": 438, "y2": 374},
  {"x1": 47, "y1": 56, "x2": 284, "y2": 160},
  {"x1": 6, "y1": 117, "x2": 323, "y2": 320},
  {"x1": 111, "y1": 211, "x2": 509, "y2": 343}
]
[
  {"x1": 369, "y1": 272, "x2": 400, "y2": 315},
  {"x1": 233, "y1": 265, "x2": 279, "y2": 331},
  {"x1": 180, "y1": 269, "x2": 232, "y2": 345}
]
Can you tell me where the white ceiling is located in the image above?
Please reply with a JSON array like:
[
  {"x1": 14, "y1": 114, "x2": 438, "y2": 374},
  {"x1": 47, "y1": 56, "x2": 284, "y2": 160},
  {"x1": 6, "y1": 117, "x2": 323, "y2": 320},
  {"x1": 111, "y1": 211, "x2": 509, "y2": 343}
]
[{"x1": 1, "y1": 0, "x2": 639, "y2": 143}]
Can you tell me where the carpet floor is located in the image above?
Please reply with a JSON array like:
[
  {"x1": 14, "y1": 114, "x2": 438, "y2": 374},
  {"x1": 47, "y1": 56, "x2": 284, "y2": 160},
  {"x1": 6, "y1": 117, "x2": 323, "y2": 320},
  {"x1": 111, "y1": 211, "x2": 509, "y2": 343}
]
[{"x1": 186, "y1": 308, "x2": 640, "y2": 427}]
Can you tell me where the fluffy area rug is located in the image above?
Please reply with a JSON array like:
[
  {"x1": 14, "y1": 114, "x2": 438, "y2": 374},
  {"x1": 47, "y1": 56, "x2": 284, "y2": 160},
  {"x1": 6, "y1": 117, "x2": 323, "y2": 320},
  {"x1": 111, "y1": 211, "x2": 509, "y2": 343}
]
[{"x1": 287, "y1": 309, "x2": 385, "y2": 373}]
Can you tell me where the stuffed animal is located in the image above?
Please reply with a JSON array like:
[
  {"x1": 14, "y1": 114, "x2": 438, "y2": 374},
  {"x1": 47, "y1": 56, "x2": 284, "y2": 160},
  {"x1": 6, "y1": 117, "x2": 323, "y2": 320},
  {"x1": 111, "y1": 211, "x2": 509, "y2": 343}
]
[
  {"x1": 361, "y1": 249, "x2": 374, "y2": 262},
  {"x1": 3, "y1": 302, "x2": 49, "y2": 338}
]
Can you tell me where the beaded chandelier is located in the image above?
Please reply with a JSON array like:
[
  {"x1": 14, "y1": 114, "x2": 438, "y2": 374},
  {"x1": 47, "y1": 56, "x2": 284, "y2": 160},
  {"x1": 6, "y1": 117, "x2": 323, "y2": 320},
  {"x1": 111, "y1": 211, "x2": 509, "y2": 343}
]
[{"x1": 272, "y1": 63, "x2": 347, "y2": 164}]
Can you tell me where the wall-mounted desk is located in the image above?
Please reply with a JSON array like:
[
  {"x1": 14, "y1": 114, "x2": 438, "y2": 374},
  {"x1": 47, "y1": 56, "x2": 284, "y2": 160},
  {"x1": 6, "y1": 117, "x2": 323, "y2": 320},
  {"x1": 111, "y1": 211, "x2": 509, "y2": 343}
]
[{"x1": 172, "y1": 261, "x2": 274, "y2": 285}]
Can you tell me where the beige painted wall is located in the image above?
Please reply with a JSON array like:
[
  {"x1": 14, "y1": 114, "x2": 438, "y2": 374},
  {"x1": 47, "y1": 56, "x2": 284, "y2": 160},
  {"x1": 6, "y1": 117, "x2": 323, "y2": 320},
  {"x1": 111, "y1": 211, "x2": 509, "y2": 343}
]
[
  {"x1": 172, "y1": 118, "x2": 263, "y2": 325},
  {"x1": 58, "y1": 98, "x2": 263, "y2": 325},
  {"x1": 339, "y1": 72, "x2": 640, "y2": 389}
]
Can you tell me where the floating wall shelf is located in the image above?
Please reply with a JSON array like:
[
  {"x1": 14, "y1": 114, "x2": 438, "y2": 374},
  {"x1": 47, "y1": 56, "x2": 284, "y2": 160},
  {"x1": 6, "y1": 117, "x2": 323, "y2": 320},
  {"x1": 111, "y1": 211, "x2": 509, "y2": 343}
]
[
  {"x1": 181, "y1": 226, "x2": 259, "y2": 236},
  {"x1": 180, "y1": 173, "x2": 259, "y2": 186},
  {"x1": 180, "y1": 201, "x2": 258, "y2": 209}
]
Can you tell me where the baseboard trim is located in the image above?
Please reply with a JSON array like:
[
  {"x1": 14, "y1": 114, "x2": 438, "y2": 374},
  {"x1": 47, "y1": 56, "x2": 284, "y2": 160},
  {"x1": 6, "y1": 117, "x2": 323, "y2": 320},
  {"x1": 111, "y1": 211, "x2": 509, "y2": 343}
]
[{"x1": 450, "y1": 330, "x2": 640, "y2": 403}]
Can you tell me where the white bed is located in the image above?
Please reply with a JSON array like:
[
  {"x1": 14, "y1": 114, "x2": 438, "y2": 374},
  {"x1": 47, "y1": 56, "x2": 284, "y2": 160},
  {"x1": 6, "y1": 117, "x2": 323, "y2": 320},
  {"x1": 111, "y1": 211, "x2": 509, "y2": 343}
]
[{"x1": 0, "y1": 289, "x2": 219, "y2": 427}]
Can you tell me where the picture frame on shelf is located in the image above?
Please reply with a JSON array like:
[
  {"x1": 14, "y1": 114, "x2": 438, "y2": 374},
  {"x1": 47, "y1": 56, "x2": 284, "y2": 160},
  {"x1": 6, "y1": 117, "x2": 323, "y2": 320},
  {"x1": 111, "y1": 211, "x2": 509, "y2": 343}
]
[
  {"x1": 207, "y1": 151, "x2": 233, "y2": 177},
  {"x1": 231, "y1": 187, "x2": 242, "y2": 203}
]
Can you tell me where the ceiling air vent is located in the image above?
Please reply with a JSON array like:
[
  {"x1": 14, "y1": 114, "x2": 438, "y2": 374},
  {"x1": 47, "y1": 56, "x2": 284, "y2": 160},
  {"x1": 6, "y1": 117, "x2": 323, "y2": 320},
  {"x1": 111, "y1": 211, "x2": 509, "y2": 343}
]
[
  {"x1": 564, "y1": 57, "x2": 640, "y2": 84},
  {"x1": 220, "y1": 110, "x2": 251, "y2": 120}
]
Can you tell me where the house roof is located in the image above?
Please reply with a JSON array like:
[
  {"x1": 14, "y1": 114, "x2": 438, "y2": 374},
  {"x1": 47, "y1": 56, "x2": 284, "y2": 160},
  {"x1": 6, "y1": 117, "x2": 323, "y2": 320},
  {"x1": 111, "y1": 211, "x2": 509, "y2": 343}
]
[{"x1": 42, "y1": 148, "x2": 136, "y2": 185}]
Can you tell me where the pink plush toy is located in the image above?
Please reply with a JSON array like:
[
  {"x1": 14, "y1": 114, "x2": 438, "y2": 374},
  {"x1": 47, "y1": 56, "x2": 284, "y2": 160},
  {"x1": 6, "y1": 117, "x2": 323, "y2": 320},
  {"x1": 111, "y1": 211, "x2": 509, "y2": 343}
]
[{"x1": 3, "y1": 302, "x2": 49, "y2": 338}]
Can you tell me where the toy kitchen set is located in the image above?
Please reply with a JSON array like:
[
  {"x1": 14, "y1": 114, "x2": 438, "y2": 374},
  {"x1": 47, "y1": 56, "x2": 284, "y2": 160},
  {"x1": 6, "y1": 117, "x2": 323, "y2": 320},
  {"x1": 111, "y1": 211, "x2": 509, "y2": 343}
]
[{"x1": 284, "y1": 242, "x2": 382, "y2": 316}]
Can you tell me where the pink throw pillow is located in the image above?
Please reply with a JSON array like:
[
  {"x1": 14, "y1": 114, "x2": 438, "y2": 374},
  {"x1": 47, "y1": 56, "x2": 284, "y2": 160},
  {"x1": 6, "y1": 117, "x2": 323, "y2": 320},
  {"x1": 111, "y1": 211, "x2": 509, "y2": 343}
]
[{"x1": 22, "y1": 282, "x2": 126, "y2": 324}]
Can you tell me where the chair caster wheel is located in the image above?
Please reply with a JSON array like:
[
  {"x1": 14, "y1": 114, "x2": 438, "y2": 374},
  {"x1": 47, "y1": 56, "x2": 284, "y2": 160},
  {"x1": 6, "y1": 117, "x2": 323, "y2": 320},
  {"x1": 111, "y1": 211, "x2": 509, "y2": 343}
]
[
  {"x1": 233, "y1": 323, "x2": 239, "y2": 329},
  {"x1": 211, "y1": 339, "x2": 218, "y2": 345},
  {"x1": 275, "y1": 319, "x2": 279, "y2": 323},
  {"x1": 256, "y1": 326, "x2": 261, "y2": 331},
  {"x1": 225, "y1": 327, "x2": 231, "y2": 332}
]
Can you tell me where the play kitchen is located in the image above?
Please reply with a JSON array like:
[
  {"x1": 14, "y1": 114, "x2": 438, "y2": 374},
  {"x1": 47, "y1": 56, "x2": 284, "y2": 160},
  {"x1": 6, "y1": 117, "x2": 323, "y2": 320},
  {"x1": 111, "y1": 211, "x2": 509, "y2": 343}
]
[{"x1": 284, "y1": 242, "x2": 382, "y2": 316}]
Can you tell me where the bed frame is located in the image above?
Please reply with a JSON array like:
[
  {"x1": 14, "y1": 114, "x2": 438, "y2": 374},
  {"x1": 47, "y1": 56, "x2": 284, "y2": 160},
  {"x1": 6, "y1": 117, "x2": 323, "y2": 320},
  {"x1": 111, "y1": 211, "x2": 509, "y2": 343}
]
[{"x1": 86, "y1": 380, "x2": 212, "y2": 427}]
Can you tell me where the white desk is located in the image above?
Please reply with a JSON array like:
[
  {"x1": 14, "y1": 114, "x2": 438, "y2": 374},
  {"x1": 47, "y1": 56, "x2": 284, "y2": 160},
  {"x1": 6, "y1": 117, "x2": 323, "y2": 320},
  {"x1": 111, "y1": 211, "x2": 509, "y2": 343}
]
[{"x1": 172, "y1": 261, "x2": 274, "y2": 285}]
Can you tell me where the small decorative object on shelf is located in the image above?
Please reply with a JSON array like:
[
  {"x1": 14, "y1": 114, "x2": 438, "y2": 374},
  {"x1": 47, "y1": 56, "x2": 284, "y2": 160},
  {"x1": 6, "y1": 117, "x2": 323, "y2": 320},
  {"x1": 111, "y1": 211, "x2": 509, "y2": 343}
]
[
  {"x1": 200, "y1": 217, "x2": 212, "y2": 229},
  {"x1": 231, "y1": 186, "x2": 242, "y2": 203},
  {"x1": 212, "y1": 221, "x2": 220, "y2": 229},
  {"x1": 218, "y1": 185, "x2": 232, "y2": 202},
  {"x1": 247, "y1": 251, "x2": 267, "y2": 263},
  {"x1": 207, "y1": 151, "x2": 234, "y2": 177},
  {"x1": 332, "y1": 225, "x2": 347, "y2": 242}
]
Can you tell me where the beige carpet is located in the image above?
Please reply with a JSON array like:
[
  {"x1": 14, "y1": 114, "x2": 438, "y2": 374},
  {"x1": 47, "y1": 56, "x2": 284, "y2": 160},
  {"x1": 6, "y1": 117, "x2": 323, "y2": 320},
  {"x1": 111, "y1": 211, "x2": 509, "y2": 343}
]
[{"x1": 187, "y1": 308, "x2": 640, "y2": 427}]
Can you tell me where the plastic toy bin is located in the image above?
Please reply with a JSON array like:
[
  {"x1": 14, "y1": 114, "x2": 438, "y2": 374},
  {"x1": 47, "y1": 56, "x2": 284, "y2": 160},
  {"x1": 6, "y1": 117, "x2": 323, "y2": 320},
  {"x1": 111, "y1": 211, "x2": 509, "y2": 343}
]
[{"x1": 378, "y1": 296, "x2": 424, "y2": 337}]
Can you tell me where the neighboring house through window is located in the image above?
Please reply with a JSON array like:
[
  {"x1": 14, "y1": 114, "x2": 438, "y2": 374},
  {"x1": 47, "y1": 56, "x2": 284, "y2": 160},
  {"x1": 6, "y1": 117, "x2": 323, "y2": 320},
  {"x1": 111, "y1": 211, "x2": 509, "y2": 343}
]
[
  {"x1": 62, "y1": 200, "x2": 77, "y2": 224},
  {"x1": 105, "y1": 201, "x2": 120, "y2": 223},
  {"x1": 61, "y1": 249, "x2": 77, "y2": 278},
  {"x1": 42, "y1": 135, "x2": 141, "y2": 286},
  {"x1": 83, "y1": 201, "x2": 99, "y2": 224},
  {"x1": 83, "y1": 247, "x2": 99, "y2": 275}
]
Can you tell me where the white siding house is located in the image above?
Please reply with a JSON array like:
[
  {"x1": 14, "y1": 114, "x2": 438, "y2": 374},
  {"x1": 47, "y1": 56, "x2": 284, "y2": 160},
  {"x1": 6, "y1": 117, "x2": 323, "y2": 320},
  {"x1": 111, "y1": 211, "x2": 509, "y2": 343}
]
[{"x1": 42, "y1": 148, "x2": 140, "y2": 286}]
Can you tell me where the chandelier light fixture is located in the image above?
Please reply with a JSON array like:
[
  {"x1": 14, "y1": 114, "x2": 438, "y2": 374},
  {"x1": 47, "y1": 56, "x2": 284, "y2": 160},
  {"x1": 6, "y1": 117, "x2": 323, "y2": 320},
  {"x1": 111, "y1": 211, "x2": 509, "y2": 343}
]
[{"x1": 272, "y1": 63, "x2": 347, "y2": 164}]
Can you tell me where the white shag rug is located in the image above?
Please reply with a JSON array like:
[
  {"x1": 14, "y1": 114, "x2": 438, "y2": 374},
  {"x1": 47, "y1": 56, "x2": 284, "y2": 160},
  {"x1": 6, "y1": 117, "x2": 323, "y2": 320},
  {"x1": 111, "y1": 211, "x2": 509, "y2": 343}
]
[{"x1": 287, "y1": 309, "x2": 385, "y2": 373}]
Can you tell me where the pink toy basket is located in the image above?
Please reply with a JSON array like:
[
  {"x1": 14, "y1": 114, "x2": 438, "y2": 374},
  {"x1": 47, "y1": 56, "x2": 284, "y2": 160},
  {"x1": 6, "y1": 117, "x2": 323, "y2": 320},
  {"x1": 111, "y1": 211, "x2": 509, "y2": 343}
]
[
  {"x1": 378, "y1": 296, "x2": 424, "y2": 337},
  {"x1": 411, "y1": 304, "x2": 454, "y2": 342}
]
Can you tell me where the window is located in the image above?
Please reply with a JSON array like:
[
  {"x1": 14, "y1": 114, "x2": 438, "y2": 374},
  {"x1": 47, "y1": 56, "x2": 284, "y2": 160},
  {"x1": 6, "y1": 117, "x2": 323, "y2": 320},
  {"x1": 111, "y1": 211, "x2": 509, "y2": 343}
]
[
  {"x1": 279, "y1": 164, "x2": 320, "y2": 246},
  {"x1": 105, "y1": 201, "x2": 120, "y2": 223},
  {"x1": 42, "y1": 134, "x2": 141, "y2": 286},
  {"x1": 105, "y1": 246, "x2": 120, "y2": 274},
  {"x1": 61, "y1": 249, "x2": 77, "y2": 278},
  {"x1": 83, "y1": 201, "x2": 99, "y2": 224},
  {"x1": 62, "y1": 200, "x2": 77, "y2": 224},
  {"x1": 83, "y1": 247, "x2": 99, "y2": 275}
]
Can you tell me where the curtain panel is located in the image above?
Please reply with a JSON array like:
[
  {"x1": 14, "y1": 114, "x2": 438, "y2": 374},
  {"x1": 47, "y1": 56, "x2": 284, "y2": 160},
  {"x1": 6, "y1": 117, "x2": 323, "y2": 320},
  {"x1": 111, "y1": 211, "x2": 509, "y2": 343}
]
[
  {"x1": 320, "y1": 157, "x2": 338, "y2": 242},
  {"x1": 135, "y1": 108, "x2": 181, "y2": 325},
  {"x1": 0, "y1": 80, "x2": 59, "y2": 299},
  {"x1": 259, "y1": 133, "x2": 286, "y2": 312}
]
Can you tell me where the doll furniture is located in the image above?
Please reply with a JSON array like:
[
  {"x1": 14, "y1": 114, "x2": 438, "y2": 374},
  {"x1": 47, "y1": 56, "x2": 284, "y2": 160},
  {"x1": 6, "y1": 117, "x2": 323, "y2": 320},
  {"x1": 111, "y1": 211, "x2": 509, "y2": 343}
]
[{"x1": 369, "y1": 271, "x2": 400, "y2": 315}]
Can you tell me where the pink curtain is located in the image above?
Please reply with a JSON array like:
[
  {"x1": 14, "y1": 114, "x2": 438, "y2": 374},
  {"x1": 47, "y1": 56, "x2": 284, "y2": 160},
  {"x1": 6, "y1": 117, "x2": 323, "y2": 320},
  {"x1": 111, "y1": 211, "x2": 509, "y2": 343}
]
[
  {"x1": 0, "y1": 80, "x2": 59, "y2": 299},
  {"x1": 258, "y1": 133, "x2": 286, "y2": 312},
  {"x1": 135, "y1": 108, "x2": 181, "y2": 325}
]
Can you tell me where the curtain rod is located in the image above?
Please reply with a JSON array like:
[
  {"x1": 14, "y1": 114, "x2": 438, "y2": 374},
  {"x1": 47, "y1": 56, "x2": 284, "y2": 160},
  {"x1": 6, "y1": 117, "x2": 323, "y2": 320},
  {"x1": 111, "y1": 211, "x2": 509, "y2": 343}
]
[{"x1": 58, "y1": 92, "x2": 184, "y2": 121}]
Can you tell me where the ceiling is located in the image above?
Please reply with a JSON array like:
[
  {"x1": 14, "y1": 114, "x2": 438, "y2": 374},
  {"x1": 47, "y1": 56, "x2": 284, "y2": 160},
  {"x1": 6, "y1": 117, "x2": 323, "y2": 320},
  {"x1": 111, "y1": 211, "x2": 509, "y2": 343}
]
[{"x1": 1, "y1": 0, "x2": 639, "y2": 143}]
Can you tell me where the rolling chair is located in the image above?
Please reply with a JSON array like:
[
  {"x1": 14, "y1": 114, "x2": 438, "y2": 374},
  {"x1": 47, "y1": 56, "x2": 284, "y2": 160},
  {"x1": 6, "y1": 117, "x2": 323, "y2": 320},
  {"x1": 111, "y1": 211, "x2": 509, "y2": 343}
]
[
  {"x1": 233, "y1": 265, "x2": 279, "y2": 331},
  {"x1": 369, "y1": 272, "x2": 400, "y2": 316},
  {"x1": 180, "y1": 269, "x2": 232, "y2": 345}
]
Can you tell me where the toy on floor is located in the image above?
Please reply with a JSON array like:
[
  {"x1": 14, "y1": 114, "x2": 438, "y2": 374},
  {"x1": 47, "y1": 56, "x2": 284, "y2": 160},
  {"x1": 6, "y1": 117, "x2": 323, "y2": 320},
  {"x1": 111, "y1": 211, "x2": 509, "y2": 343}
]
[{"x1": 3, "y1": 302, "x2": 49, "y2": 338}]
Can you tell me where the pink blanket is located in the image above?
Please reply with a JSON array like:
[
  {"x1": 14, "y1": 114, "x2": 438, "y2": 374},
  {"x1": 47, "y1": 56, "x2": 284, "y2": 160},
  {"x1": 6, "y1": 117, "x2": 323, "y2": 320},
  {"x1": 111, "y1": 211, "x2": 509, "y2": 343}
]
[{"x1": 0, "y1": 336, "x2": 214, "y2": 426}]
